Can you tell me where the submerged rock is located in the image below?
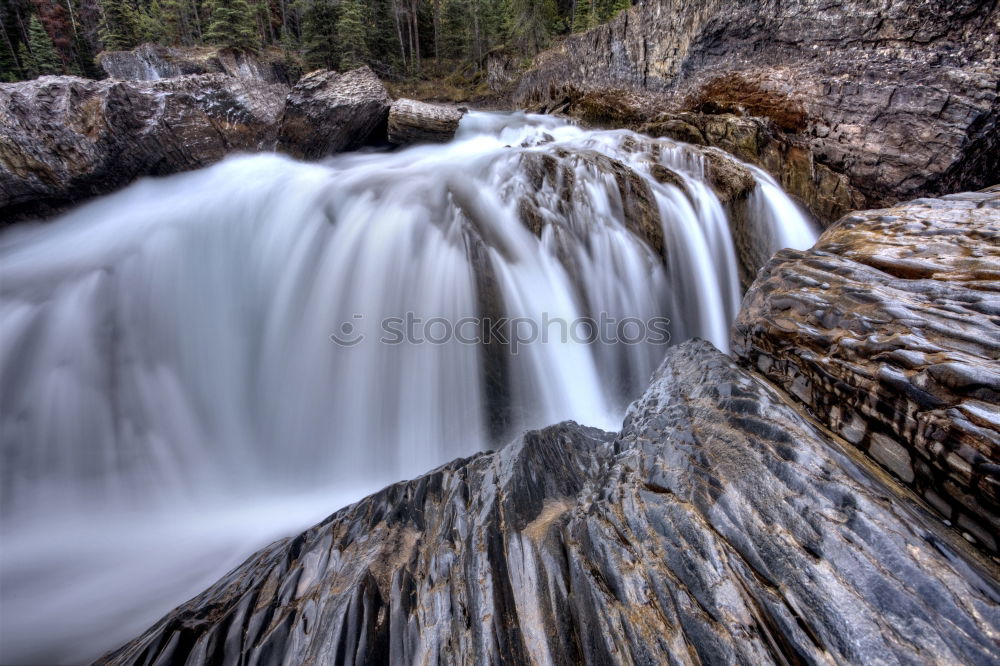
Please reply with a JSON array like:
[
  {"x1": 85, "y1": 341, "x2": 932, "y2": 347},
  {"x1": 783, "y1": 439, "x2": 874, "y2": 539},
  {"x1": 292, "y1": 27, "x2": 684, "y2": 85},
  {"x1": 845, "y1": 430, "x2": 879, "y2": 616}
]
[
  {"x1": 734, "y1": 187, "x2": 1000, "y2": 552},
  {"x1": 277, "y1": 67, "x2": 392, "y2": 160},
  {"x1": 98, "y1": 340, "x2": 1000, "y2": 665},
  {"x1": 515, "y1": 0, "x2": 998, "y2": 221}
]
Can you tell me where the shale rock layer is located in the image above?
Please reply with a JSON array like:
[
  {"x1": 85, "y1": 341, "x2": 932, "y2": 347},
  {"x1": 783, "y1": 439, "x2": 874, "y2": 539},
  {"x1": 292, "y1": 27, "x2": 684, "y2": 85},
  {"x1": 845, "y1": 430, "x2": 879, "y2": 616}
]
[
  {"x1": 99, "y1": 341, "x2": 1000, "y2": 666},
  {"x1": 734, "y1": 187, "x2": 1000, "y2": 552}
]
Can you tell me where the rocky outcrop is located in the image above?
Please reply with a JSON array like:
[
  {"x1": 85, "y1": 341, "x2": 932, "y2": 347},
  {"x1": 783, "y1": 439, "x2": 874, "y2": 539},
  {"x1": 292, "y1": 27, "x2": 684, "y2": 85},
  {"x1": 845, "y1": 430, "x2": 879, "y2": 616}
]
[
  {"x1": 99, "y1": 44, "x2": 293, "y2": 85},
  {"x1": 98, "y1": 340, "x2": 1000, "y2": 665},
  {"x1": 387, "y1": 98, "x2": 466, "y2": 145},
  {"x1": 0, "y1": 67, "x2": 394, "y2": 222},
  {"x1": 0, "y1": 74, "x2": 287, "y2": 222},
  {"x1": 515, "y1": 0, "x2": 999, "y2": 222},
  {"x1": 277, "y1": 67, "x2": 392, "y2": 160},
  {"x1": 734, "y1": 187, "x2": 1000, "y2": 552}
]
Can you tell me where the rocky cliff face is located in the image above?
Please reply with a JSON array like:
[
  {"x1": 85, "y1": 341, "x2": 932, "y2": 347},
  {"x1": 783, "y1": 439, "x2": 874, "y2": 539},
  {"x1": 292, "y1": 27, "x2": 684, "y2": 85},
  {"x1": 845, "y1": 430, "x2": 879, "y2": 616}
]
[
  {"x1": 98, "y1": 339, "x2": 1000, "y2": 665},
  {"x1": 0, "y1": 68, "x2": 393, "y2": 223},
  {"x1": 734, "y1": 187, "x2": 1000, "y2": 553},
  {"x1": 515, "y1": 0, "x2": 999, "y2": 222},
  {"x1": 99, "y1": 44, "x2": 293, "y2": 85}
]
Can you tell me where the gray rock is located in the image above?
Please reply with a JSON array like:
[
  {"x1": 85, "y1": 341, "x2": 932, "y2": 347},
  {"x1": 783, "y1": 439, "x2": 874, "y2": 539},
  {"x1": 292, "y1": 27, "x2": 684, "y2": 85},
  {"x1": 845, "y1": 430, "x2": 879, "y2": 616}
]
[
  {"x1": 99, "y1": 44, "x2": 293, "y2": 85},
  {"x1": 277, "y1": 67, "x2": 392, "y2": 160},
  {"x1": 387, "y1": 98, "x2": 465, "y2": 145},
  {"x1": 733, "y1": 186, "x2": 1000, "y2": 552},
  {"x1": 0, "y1": 74, "x2": 288, "y2": 223},
  {"x1": 97, "y1": 341, "x2": 1000, "y2": 665}
]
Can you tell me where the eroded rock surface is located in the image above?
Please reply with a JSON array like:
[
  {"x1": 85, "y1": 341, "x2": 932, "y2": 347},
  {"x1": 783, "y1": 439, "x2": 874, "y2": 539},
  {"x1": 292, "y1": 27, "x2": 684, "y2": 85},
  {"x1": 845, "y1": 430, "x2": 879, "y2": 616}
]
[
  {"x1": 277, "y1": 67, "x2": 392, "y2": 159},
  {"x1": 0, "y1": 74, "x2": 288, "y2": 222},
  {"x1": 99, "y1": 44, "x2": 293, "y2": 84},
  {"x1": 387, "y1": 98, "x2": 466, "y2": 145},
  {"x1": 734, "y1": 187, "x2": 1000, "y2": 552},
  {"x1": 515, "y1": 0, "x2": 999, "y2": 220},
  {"x1": 98, "y1": 341, "x2": 1000, "y2": 665}
]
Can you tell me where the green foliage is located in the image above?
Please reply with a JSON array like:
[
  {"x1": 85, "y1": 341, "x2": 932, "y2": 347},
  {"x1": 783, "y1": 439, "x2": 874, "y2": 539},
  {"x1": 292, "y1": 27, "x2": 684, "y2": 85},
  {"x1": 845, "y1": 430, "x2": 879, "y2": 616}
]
[
  {"x1": 203, "y1": 0, "x2": 259, "y2": 51},
  {"x1": 335, "y1": 0, "x2": 368, "y2": 69},
  {"x1": 0, "y1": 31, "x2": 20, "y2": 81},
  {"x1": 27, "y1": 14, "x2": 63, "y2": 75},
  {"x1": 300, "y1": 0, "x2": 337, "y2": 68},
  {"x1": 99, "y1": 0, "x2": 142, "y2": 50},
  {"x1": 140, "y1": 0, "x2": 168, "y2": 43}
]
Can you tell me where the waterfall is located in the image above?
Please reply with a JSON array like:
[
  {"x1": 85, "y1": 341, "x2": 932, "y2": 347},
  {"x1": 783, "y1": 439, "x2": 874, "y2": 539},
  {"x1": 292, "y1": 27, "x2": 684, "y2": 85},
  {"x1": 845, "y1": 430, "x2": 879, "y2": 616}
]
[{"x1": 0, "y1": 111, "x2": 816, "y2": 664}]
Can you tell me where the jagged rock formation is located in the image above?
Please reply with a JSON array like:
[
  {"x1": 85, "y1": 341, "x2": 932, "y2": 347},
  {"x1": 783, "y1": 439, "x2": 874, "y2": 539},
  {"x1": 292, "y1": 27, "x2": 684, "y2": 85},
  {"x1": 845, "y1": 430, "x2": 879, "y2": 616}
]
[
  {"x1": 0, "y1": 67, "x2": 394, "y2": 223},
  {"x1": 98, "y1": 339, "x2": 1000, "y2": 665},
  {"x1": 0, "y1": 74, "x2": 288, "y2": 223},
  {"x1": 99, "y1": 44, "x2": 293, "y2": 85},
  {"x1": 734, "y1": 186, "x2": 1000, "y2": 552},
  {"x1": 514, "y1": 0, "x2": 999, "y2": 222},
  {"x1": 387, "y1": 98, "x2": 466, "y2": 145},
  {"x1": 277, "y1": 67, "x2": 392, "y2": 160}
]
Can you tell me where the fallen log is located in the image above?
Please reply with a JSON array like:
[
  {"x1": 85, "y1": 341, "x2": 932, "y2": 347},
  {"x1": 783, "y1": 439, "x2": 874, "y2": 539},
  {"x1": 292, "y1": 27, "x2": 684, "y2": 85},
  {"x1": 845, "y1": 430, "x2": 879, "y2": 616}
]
[{"x1": 387, "y1": 98, "x2": 466, "y2": 145}]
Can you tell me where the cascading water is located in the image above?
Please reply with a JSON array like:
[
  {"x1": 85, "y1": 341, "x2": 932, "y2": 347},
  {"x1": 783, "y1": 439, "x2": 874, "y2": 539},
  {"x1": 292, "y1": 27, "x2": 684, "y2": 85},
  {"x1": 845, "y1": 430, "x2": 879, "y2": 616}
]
[{"x1": 0, "y1": 112, "x2": 815, "y2": 664}]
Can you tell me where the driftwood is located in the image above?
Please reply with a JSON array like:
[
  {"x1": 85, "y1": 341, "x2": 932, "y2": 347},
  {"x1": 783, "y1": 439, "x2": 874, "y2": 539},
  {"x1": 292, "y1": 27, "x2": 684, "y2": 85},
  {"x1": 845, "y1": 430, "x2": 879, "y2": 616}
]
[{"x1": 387, "y1": 98, "x2": 466, "y2": 145}]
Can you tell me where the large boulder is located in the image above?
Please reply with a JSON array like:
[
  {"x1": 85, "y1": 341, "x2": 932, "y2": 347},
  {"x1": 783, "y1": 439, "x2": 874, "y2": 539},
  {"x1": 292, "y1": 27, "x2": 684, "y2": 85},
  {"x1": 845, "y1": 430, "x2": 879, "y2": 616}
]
[
  {"x1": 734, "y1": 187, "x2": 1000, "y2": 552},
  {"x1": 97, "y1": 340, "x2": 1000, "y2": 665},
  {"x1": 514, "y1": 0, "x2": 998, "y2": 222},
  {"x1": 277, "y1": 67, "x2": 392, "y2": 159},
  {"x1": 0, "y1": 74, "x2": 288, "y2": 222}
]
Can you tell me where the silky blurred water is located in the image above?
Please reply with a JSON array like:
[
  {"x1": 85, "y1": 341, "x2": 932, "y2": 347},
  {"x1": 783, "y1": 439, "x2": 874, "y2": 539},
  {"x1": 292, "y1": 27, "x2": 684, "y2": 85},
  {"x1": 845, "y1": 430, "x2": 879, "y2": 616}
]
[{"x1": 0, "y1": 112, "x2": 815, "y2": 664}]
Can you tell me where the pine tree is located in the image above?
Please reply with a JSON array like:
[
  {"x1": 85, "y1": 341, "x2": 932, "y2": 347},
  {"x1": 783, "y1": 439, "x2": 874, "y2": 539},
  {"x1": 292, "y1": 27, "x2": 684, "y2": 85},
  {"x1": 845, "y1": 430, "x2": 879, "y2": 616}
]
[
  {"x1": 336, "y1": 0, "x2": 368, "y2": 69},
  {"x1": 28, "y1": 13, "x2": 62, "y2": 74},
  {"x1": 503, "y1": 0, "x2": 556, "y2": 54},
  {"x1": 572, "y1": 0, "x2": 596, "y2": 32},
  {"x1": 140, "y1": 0, "x2": 168, "y2": 43},
  {"x1": 18, "y1": 43, "x2": 37, "y2": 78},
  {"x1": 99, "y1": 0, "x2": 141, "y2": 50},
  {"x1": 300, "y1": 0, "x2": 337, "y2": 69},
  {"x1": 204, "y1": 0, "x2": 260, "y2": 50}
]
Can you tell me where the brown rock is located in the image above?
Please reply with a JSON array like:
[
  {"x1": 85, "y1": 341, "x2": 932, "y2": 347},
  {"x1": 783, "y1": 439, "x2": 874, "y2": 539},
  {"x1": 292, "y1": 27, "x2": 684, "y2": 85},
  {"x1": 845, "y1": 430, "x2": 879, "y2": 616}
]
[{"x1": 733, "y1": 186, "x2": 1000, "y2": 552}]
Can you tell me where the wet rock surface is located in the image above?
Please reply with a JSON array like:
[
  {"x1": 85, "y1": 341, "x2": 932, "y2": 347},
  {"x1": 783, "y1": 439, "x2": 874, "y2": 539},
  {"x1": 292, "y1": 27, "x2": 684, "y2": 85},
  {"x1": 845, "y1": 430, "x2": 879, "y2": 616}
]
[
  {"x1": 99, "y1": 340, "x2": 1000, "y2": 665},
  {"x1": 0, "y1": 74, "x2": 288, "y2": 223},
  {"x1": 734, "y1": 187, "x2": 1000, "y2": 552},
  {"x1": 514, "y1": 0, "x2": 999, "y2": 220},
  {"x1": 277, "y1": 67, "x2": 392, "y2": 160},
  {"x1": 0, "y1": 67, "x2": 394, "y2": 223}
]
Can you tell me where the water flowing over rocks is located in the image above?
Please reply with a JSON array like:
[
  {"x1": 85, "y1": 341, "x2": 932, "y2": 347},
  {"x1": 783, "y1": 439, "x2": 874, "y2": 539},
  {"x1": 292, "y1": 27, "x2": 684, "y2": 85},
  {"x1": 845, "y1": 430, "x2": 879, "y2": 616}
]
[
  {"x1": 99, "y1": 44, "x2": 292, "y2": 85},
  {"x1": 0, "y1": 74, "x2": 288, "y2": 222},
  {"x1": 0, "y1": 67, "x2": 394, "y2": 222},
  {"x1": 277, "y1": 67, "x2": 392, "y2": 159},
  {"x1": 98, "y1": 340, "x2": 1000, "y2": 665},
  {"x1": 514, "y1": 0, "x2": 999, "y2": 222},
  {"x1": 734, "y1": 187, "x2": 1000, "y2": 552}
]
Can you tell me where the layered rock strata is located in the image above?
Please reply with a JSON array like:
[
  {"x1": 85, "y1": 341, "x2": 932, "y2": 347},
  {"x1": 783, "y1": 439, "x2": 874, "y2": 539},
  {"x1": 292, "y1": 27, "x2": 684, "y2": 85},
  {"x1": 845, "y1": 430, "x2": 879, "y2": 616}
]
[
  {"x1": 514, "y1": 0, "x2": 999, "y2": 221},
  {"x1": 99, "y1": 340, "x2": 1000, "y2": 665},
  {"x1": 734, "y1": 187, "x2": 1000, "y2": 552}
]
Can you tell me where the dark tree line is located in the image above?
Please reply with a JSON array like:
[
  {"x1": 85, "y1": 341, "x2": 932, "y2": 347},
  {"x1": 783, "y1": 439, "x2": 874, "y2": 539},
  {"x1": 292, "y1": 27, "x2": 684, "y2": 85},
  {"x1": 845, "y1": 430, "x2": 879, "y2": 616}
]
[{"x1": 1, "y1": 0, "x2": 633, "y2": 82}]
